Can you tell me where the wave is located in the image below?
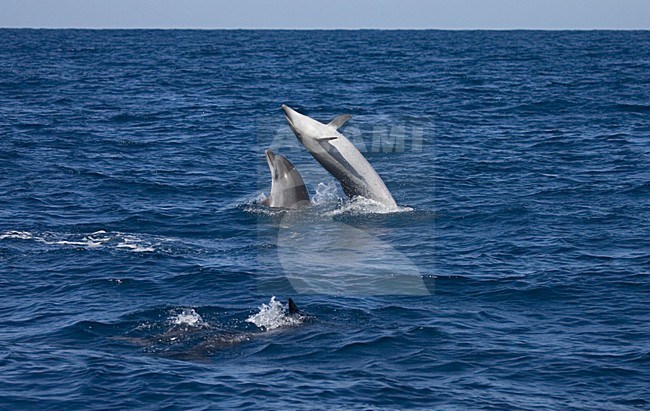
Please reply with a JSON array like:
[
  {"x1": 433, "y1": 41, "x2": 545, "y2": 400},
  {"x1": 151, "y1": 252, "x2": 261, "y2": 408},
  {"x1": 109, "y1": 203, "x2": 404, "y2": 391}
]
[
  {"x1": 615, "y1": 102, "x2": 650, "y2": 113},
  {"x1": 0, "y1": 229, "x2": 161, "y2": 253}
]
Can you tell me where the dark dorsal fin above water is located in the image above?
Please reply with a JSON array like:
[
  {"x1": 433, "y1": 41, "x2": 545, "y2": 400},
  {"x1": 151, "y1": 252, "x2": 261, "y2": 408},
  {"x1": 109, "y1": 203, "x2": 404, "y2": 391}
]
[
  {"x1": 287, "y1": 298, "x2": 299, "y2": 315},
  {"x1": 328, "y1": 114, "x2": 351, "y2": 129}
]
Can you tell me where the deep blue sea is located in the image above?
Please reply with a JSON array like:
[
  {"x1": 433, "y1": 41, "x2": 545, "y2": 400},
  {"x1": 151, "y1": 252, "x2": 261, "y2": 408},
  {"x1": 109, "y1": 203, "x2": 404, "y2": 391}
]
[{"x1": 1, "y1": 29, "x2": 649, "y2": 409}]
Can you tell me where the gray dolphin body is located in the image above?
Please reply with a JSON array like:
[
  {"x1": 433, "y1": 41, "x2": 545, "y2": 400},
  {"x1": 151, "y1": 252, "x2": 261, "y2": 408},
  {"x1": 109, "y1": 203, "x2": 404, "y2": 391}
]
[
  {"x1": 282, "y1": 104, "x2": 398, "y2": 208},
  {"x1": 263, "y1": 149, "x2": 310, "y2": 209},
  {"x1": 116, "y1": 299, "x2": 303, "y2": 360}
]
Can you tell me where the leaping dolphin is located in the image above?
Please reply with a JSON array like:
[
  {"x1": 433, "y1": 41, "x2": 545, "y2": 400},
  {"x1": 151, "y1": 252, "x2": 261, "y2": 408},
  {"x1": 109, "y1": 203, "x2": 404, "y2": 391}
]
[
  {"x1": 282, "y1": 104, "x2": 398, "y2": 208},
  {"x1": 262, "y1": 148, "x2": 310, "y2": 209}
]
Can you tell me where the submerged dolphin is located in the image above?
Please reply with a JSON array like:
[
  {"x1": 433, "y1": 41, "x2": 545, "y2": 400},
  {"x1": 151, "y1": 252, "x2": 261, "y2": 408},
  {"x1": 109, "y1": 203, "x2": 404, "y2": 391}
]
[
  {"x1": 115, "y1": 299, "x2": 303, "y2": 360},
  {"x1": 262, "y1": 149, "x2": 310, "y2": 209},
  {"x1": 282, "y1": 104, "x2": 398, "y2": 208}
]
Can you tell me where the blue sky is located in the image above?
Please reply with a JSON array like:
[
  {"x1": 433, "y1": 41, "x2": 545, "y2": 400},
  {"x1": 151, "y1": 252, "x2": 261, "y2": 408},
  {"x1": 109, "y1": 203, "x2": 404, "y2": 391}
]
[{"x1": 1, "y1": 0, "x2": 649, "y2": 29}]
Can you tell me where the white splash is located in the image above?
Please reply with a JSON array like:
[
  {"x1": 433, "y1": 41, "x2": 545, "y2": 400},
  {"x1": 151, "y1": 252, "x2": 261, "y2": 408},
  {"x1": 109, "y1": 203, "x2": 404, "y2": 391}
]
[
  {"x1": 311, "y1": 181, "x2": 341, "y2": 206},
  {"x1": 0, "y1": 229, "x2": 158, "y2": 252},
  {"x1": 255, "y1": 192, "x2": 269, "y2": 204},
  {"x1": 169, "y1": 308, "x2": 205, "y2": 327},
  {"x1": 116, "y1": 236, "x2": 156, "y2": 252},
  {"x1": 323, "y1": 196, "x2": 412, "y2": 217},
  {"x1": 0, "y1": 231, "x2": 34, "y2": 240},
  {"x1": 245, "y1": 296, "x2": 303, "y2": 331},
  {"x1": 244, "y1": 205, "x2": 286, "y2": 216},
  {"x1": 242, "y1": 193, "x2": 279, "y2": 215}
]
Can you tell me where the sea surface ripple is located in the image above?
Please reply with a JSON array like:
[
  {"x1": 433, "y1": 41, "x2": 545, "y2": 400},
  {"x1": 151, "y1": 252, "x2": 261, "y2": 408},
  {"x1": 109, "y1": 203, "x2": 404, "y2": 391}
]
[{"x1": 1, "y1": 29, "x2": 649, "y2": 409}]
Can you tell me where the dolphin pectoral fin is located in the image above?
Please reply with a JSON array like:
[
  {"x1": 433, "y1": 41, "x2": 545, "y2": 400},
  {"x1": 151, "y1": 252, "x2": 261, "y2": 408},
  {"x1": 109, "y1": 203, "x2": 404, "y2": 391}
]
[
  {"x1": 328, "y1": 114, "x2": 352, "y2": 129},
  {"x1": 316, "y1": 136, "x2": 339, "y2": 141}
]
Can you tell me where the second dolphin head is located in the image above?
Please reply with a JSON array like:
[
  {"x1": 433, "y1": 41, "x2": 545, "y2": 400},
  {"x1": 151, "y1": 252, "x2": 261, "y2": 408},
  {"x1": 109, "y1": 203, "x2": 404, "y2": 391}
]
[{"x1": 263, "y1": 149, "x2": 310, "y2": 209}]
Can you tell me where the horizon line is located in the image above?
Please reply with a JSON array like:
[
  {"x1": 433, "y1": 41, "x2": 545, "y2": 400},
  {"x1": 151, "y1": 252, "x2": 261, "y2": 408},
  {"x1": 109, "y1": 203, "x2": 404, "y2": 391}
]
[{"x1": 1, "y1": 27, "x2": 649, "y2": 31}]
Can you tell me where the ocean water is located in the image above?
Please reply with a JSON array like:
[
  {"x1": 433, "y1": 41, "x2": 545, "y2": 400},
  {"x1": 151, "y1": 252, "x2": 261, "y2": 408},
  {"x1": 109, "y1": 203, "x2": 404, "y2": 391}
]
[{"x1": 0, "y1": 29, "x2": 649, "y2": 409}]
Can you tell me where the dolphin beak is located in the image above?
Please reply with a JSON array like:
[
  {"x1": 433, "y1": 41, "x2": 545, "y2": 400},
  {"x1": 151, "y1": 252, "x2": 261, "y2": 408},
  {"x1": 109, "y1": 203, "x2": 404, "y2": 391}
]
[
  {"x1": 282, "y1": 104, "x2": 296, "y2": 127},
  {"x1": 265, "y1": 148, "x2": 276, "y2": 166}
]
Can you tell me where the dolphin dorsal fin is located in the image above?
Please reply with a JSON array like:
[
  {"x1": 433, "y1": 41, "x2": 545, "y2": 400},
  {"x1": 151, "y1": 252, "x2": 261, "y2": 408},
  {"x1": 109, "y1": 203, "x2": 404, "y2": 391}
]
[
  {"x1": 288, "y1": 298, "x2": 299, "y2": 315},
  {"x1": 328, "y1": 114, "x2": 352, "y2": 129}
]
